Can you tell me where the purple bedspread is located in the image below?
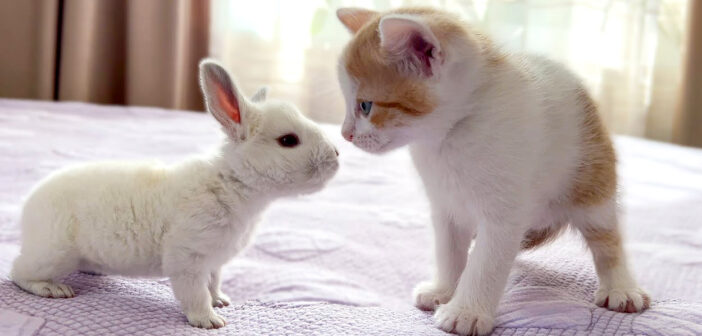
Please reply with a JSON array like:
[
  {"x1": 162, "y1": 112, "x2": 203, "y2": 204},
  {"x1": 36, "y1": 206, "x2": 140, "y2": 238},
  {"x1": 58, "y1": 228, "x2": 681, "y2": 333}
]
[{"x1": 0, "y1": 99, "x2": 701, "y2": 336}]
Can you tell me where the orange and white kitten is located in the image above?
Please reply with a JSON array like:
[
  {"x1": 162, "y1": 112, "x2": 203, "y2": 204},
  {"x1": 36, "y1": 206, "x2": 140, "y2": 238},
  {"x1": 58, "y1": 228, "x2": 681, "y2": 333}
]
[{"x1": 336, "y1": 7, "x2": 649, "y2": 336}]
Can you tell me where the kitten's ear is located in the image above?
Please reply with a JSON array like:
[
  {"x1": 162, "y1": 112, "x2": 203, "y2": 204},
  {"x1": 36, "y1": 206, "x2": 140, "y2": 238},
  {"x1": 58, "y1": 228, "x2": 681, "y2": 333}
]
[
  {"x1": 379, "y1": 15, "x2": 443, "y2": 77},
  {"x1": 251, "y1": 86, "x2": 268, "y2": 103},
  {"x1": 199, "y1": 59, "x2": 251, "y2": 141},
  {"x1": 336, "y1": 8, "x2": 378, "y2": 34}
]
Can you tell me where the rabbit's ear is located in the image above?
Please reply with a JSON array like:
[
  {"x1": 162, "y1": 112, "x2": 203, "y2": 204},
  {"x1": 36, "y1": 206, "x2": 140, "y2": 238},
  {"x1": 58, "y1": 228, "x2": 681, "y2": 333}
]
[
  {"x1": 199, "y1": 59, "x2": 250, "y2": 141},
  {"x1": 251, "y1": 86, "x2": 268, "y2": 103}
]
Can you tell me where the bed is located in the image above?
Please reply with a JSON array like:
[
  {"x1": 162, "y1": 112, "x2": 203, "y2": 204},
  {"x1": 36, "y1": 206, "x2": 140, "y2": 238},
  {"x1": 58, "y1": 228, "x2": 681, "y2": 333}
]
[{"x1": 0, "y1": 99, "x2": 701, "y2": 336}]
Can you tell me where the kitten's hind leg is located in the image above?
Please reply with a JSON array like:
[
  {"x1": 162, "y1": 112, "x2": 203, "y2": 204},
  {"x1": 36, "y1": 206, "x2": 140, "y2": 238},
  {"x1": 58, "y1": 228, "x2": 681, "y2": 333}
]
[
  {"x1": 11, "y1": 249, "x2": 78, "y2": 298},
  {"x1": 571, "y1": 199, "x2": 650, "y2": 313}
]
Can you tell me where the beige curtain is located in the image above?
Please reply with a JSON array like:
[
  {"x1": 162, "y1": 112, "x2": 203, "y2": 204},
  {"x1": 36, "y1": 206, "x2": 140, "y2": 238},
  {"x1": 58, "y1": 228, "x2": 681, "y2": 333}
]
[
  {"x1": 0, "y1": 0, "x2": 58, "y2": 100},
  {"x1": 674, "y1": 0, "x2": 702, "y2": 147},
  {"x1": 0, "y1": 0, "x2": 209, "y2": 111}
]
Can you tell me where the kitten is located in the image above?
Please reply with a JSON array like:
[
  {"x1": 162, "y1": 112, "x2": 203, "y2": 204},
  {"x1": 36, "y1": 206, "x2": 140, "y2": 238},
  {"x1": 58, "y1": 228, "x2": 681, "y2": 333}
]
[{"x1": 336, "y1": 7, "x2": 649, "y2": 336}]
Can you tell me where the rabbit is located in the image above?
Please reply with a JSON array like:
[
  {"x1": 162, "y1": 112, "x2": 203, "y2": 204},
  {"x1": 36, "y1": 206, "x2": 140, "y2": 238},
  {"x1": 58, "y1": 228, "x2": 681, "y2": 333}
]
[{"x1": 10, "y1": 59, "x2": 340, "y2": 329}]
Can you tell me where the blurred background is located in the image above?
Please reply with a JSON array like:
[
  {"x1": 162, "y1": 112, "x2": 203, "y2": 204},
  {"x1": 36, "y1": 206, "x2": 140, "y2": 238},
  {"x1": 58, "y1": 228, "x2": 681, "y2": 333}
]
[{"x1": 0, "y1": 0, "x2": 699, "y2": 146}]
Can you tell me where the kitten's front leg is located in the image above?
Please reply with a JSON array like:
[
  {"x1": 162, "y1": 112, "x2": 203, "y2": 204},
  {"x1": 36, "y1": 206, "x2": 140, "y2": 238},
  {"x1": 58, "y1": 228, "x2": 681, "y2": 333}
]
[
  {"x1": 434, "y1": 213, "x2": 524, "y2": 336},
  {"x1": 209, "y1": 268, "x2": 231, "y2": 308},
  {"x1": 170, "y1": 272, "x2": 225, "y2": 329},
  {"x1": 414, "y1": 210, "x2": 473, "y2": 311}
]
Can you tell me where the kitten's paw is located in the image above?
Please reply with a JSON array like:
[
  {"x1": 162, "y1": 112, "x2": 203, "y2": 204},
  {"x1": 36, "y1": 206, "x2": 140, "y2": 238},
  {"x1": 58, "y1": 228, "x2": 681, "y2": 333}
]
[
  {"x1": 413, "y1": 281, "x2": 452, "y2": 311},
  {"x1": 212, "y1": 292, "x2": 231, "y2": 308},
  {"x1": 595, "y1": 287, "x2": 650, "y2": 313},
  {"x1": 15, "y1": 280, "x2": 75, "y2": 298},
  {"x1": 434, "y1": 303, "x2": 494, "y2": 336},
  {"x1": 187, "y1": 312, "x2": 226, "y2": 329}
]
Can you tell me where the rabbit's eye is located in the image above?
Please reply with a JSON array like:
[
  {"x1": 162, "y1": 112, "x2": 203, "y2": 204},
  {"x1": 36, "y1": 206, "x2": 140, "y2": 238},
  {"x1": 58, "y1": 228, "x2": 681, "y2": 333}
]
[
  {"x1": 359, "y1": 101, "x2": 373, "y2": 116},
  {"x1": 277, "y1": 133, "x2": 300, "y2": 148}
]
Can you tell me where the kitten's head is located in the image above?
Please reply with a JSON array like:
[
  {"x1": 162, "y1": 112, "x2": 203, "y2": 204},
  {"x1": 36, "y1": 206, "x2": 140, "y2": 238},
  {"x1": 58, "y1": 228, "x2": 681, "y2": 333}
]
[{"x1": 336, "y1": 7, "x2": 475, "y2": 153}]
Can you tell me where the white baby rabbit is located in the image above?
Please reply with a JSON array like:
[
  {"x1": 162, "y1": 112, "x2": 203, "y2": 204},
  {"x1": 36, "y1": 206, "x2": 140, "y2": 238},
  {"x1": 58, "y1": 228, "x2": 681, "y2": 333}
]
[{"x1": 10, "y1": 59, "x2": 339, "y2": 329}]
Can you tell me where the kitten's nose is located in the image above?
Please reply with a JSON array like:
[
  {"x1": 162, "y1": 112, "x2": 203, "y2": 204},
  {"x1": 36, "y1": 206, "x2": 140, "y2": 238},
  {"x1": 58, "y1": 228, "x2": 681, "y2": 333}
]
[
  {"x1": 341, "y1": 121, "x2": 355, "y2": 142},
  {"x1": 334, "y1": 148, "x2": 339, "y2": 156}
]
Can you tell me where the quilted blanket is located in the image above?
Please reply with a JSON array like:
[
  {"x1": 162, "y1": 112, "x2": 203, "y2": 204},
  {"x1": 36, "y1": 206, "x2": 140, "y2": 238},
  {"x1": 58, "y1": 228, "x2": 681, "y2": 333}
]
[{"x1": 0, "y1": 99, "x2": 701, "y2": 336}]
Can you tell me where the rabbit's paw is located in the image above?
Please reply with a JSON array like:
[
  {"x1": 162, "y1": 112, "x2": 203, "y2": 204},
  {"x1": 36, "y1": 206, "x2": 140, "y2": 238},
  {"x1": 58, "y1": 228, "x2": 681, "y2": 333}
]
[
  {"x1": 413, "y1": 281, "x2": 452, "y2": 311},
  {"x1": 212, "y1": 292, "x2": 231, "y2": 308},
  {"x1": 15, "y1": 280, "x2": 75, "y2": 298}
]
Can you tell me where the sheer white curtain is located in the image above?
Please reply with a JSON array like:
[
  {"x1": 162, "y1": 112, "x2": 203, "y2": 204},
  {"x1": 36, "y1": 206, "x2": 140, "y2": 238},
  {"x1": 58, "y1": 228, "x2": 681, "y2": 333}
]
[{"x1": 209, "y1": 0, "x2": 689, "y2": 141}]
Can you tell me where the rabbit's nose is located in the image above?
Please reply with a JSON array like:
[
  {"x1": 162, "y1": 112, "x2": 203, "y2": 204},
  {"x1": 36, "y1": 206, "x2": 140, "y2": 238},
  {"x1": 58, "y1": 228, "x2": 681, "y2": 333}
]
[{"x1": 334, "y1": 148, "x2": 339, "y2": 156}]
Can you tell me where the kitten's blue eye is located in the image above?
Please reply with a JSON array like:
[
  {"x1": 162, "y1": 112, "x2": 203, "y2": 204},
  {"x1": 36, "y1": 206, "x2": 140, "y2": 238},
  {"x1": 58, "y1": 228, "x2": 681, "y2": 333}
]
[{"x1": 359, "y1": 101, "x2": 373, "y2": 116}]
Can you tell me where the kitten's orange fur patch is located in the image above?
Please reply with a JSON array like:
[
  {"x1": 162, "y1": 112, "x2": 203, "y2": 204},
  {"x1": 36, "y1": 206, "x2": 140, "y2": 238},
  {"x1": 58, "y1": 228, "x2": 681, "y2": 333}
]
[
  {"x1": 521, "y1": 226, "x2": 565, "y2": 250},
  {"x1": 369, "y1": 108, "x2": 398, "y2": 128},
  {"x1": 472, "y1": 32, "x2": 506, "y2": 67},
  {"x1": 374, "y1": 101, "x2": 423, "y2": 116},
  {"x1": 581, "y1": 226, "x2": 622, "y2": 269},
  {"x1": 524, "y1": 92, "x2": 618, "y2": 251},
  {"x1": 337, "y1": 8, "x2": 378, "y2": 33},
  {"x1": 569, "y1": 90, "x2": 617, "y2": 206}
]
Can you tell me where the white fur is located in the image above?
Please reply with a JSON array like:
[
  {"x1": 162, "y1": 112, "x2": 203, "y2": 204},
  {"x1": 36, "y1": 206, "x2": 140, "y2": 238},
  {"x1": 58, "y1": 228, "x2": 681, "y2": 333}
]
[
  {"x1": 11, "y1": 59, "x2": 339, "y2": 329},
  {"x1": 338, "y1": 14, "x2": 647, "y2": 336}
]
